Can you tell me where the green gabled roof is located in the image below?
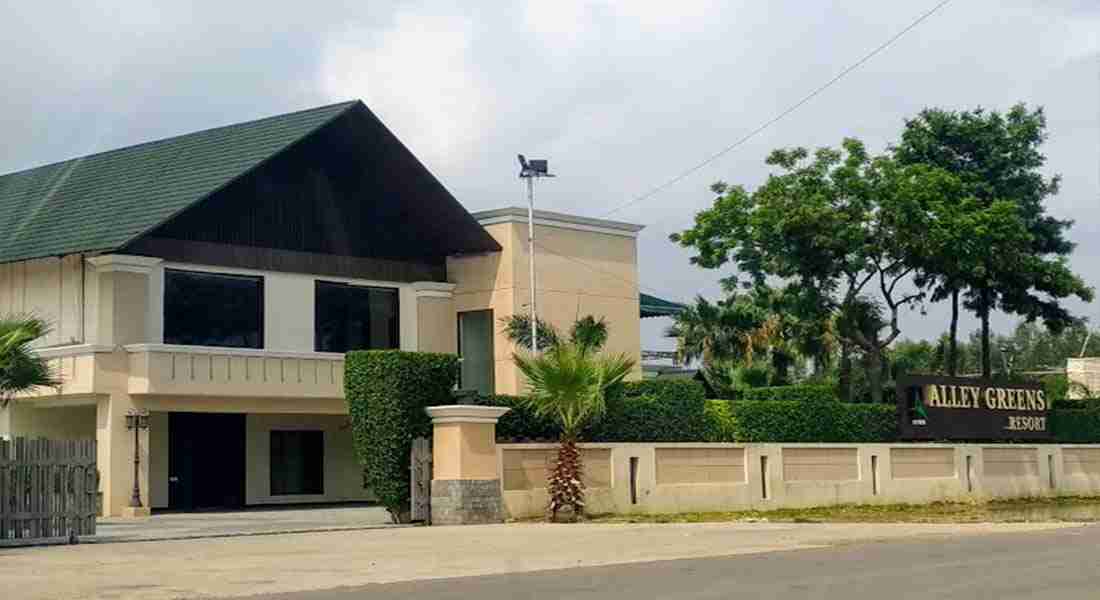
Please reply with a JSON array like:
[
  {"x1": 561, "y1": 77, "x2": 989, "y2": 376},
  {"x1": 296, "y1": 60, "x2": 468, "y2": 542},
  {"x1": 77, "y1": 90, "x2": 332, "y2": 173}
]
[
  {"x1": 0, "y1": 101, "x2": 359, "y2": 264},
  {"x1": 640, "y1": 292, "x2": 686, "y2": 318}
]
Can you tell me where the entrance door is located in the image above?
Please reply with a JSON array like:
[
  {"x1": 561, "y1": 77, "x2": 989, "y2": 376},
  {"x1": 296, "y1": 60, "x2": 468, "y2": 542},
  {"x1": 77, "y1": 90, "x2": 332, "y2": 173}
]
[
  {"x1": 168, "y1": 413, "x2": 247, "y2": 511},
  {"x1": 458, "y1": 310, "x2": 494, "y2": 395}
]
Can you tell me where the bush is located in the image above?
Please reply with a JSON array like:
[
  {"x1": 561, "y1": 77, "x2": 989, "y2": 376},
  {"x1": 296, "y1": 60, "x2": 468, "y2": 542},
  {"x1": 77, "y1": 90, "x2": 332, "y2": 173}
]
[
  {"x1": 704, "y1": 399, "x2": 897, "y2": 443},
  {"x1": 345, "y1": 351, "x2": 458, "y2": 521},
  {"x1": 589, "y1": 379, "x2": 709, "y2": 442},
  {"x1": 469, "y1": 379, "x2": 710, "y2": 443},
  {"x1": 467, "y1": 393, "x2": 559, "y2": 442},
  {"x1": 1051, "y1": 409, "x2": 1100, "y2": 443},
  {"x1": 741, "y1": 384, "x2": 837, "y2": 403}
]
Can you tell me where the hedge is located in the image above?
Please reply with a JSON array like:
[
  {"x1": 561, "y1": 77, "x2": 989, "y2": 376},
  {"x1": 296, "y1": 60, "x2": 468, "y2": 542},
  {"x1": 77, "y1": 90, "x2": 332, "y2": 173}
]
[
  {"x1": 1050, "y1": 409, "x2": 1100, "y2": 443},
  {"x1": 741, "y1": 384, "x2": 837, "y2": 403},
  {"x1": 345, "y1": 351, "x2": 458, "y2": 520},
  {"x1": 714, "y1": 400, "x2": 897, "y2": 443},
  {"x1": 469, "y1": 379, "x2": 709, "y2": 442},
  {"x1": 589, "y1": 379, "x2": 709, "y2": 442}
]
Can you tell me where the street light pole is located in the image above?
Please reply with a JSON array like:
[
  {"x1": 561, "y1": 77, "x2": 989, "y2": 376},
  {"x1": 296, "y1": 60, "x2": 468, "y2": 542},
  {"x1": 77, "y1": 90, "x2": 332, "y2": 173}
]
[
  {"x1": 526, "y1": 175, "x2": 538, "y2": 353},
  {"x1": 126, "y1": 409, "x2": 149, "y2": 509},
  {"x1": 518, "y1": 155, "x2": 554, "y2": 353}
]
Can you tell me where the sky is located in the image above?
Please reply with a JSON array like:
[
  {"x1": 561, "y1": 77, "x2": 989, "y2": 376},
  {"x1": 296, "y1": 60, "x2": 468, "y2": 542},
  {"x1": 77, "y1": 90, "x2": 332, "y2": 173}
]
[{"x1": 2, "y1": 1, "x2": 1098, "y2": 352}]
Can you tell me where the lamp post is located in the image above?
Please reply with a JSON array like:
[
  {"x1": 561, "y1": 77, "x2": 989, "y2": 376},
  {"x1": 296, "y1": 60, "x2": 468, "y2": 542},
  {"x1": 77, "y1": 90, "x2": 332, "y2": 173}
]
[
  {"x1": 125, "y1": 409, "x2": 149, "y2": 509},
  {"x1": 517, "y1": 154, "x2": 555, "y2": 353}
]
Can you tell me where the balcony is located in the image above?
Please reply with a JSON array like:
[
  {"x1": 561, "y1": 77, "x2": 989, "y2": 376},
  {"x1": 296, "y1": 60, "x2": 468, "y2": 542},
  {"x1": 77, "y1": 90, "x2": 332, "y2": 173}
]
[{"x1": 124, "y1": 344, "x2": 346, "y2": 401}]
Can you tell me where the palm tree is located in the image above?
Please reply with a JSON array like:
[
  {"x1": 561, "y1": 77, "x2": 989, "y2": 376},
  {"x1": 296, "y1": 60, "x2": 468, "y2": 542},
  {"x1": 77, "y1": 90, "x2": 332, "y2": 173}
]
[
  {"x1": 0, "y1": 315, "x2": 59, "y2": 406},
  {"x1": 665, "y1": 295, "x2": 768, "y2": 367},
  {"x1": 513, "y1": 342, "x2": 634, "y2": 521}
]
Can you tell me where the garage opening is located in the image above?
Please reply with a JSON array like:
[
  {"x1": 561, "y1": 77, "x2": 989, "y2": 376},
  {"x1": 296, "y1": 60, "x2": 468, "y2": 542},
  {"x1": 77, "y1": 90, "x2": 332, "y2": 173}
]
[{"x1": 168, "y1": 413, "x2": 247, "y2": 511}]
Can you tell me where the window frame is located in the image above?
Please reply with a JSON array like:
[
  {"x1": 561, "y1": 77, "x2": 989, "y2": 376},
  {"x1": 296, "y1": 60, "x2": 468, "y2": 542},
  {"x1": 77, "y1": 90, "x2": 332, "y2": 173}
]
[
  {"x1": 163, "y1": 268, "x2": 265, "y2": 349},
  {"x1": 313, "y1": 280, "x2": 400, "y2": 353}
]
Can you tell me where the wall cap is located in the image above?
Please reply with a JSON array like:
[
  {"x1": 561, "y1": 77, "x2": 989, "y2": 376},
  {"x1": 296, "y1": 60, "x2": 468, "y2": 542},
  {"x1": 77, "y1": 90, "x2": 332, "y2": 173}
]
[
  {"x1": 412, "y1": 281, "x2": 456, "y2": 298},
  {"x1": 426, "y1": 405, "x2": 511, "y2": 424},
  {"x1": 86, "y1": 254, "x2": 163, "y2": 273},
  {"x1": 123, "y1": 343, "x2": 345, "y2": 361},
  {"x1": 473, "y1": 207, "x2": 644, "y2": 238},
  {"x1": 33, "y1": 344, "x2": 116, "y2": 359}
]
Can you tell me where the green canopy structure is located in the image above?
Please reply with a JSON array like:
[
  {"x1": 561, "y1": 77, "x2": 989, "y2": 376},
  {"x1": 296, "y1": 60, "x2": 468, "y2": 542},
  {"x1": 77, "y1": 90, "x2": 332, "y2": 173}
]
[{"x1": 640, "y1": 292, "x2": 686, "y2": 318}]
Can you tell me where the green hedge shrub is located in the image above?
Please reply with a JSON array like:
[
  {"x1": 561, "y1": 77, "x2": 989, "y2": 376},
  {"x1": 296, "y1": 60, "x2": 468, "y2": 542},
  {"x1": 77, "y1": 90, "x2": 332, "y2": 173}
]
[
  {"x1": 468, "y1": 393, "x2": 560, "y2": 442},
  {"x1": 469, "y1": 379, "x2": 710, "y2": 442},
  {"x1": 741, "y1": 384, "x2": 837, "y2": 403},
  {"x1": 589, "y1": 379, "x2": 709, "y2": 442},
  {"x1": 345, "y1": 351, "x2": 458, "y2": 520},
  {"x1": 1051, "y1": 409, "x2": 1100, "y2": 443},
  {"x1": 706, "y1": 400, "x2": 897, "y2": 443}
]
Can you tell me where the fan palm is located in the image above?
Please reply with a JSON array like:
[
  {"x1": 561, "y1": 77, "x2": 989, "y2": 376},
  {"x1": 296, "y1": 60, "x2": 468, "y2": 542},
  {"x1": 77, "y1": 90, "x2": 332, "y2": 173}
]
[
  {"x1": 0, "y1": 315, "x2": 60, "y2": 406},
  {"x1": 513, "y1": 342, "x2": 635, "y2": 521}
]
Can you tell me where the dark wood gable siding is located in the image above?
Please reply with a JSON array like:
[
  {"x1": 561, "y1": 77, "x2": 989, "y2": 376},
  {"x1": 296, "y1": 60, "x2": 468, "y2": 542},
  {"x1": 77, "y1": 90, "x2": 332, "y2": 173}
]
[{"x1": 124, "y1": 105, "x2": 498, "y2": 283}]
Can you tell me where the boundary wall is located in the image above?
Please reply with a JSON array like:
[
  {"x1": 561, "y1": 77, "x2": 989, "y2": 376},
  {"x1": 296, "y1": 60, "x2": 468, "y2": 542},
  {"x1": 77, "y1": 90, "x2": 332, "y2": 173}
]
[{"x1": 498, "y1": 442, "x2": 1100, "y2": 518}]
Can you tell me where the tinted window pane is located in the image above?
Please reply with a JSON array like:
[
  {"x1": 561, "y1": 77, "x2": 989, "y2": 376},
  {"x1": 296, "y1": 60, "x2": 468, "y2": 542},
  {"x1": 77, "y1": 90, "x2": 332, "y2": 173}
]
[
  {"x1": 270, "y1": 431, "x2": 324, "y2": 495},
  {"x1": 164, "y1": 270, "x2": 263, "y2": 348},
  {"x1": 315, "y1": 282, "x2": 399, "y2": 352}
]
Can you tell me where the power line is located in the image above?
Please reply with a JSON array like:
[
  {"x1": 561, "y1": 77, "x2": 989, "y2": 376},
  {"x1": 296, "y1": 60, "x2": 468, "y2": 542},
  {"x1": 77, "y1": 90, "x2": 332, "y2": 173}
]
[{"x1": 599, "y1": 0, "x2": 954, "y2": 218}]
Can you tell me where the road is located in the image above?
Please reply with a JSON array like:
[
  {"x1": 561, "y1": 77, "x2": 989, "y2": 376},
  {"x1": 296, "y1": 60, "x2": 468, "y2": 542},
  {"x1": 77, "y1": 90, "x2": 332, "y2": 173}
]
[{"x1": 237, "y1": 524, "x2": 1099, "y2": 600}]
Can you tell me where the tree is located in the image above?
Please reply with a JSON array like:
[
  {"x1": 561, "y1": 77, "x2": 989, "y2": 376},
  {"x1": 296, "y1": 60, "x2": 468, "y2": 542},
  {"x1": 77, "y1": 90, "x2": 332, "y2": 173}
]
[
  {"x1": 513, "y1": 342, "x2": 635, "y2": 521},
  {"x1": 500, "y1": 313, "x2": 561, "y2": 351},
  {"x1": 673, "y1": 139, "x2": 951, "y2": 402},
  {"x1": 0, "y1": 316, "x2": 59, "y2": 406},
  {"x1": 663, "y1": 294, "x2": 768, "y2": 367},
  {"x1": 894, "y1": 105, "x2": 1094, "y2": 377}
]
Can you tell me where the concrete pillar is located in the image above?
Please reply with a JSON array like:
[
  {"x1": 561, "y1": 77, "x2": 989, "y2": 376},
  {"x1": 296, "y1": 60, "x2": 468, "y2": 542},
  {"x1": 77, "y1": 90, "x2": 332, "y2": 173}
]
[
  {"x1": 426, "y1": 405, "x2": 510, "y2": 525},
  {"x1": 86, "y1": 255, "x2": 160, "y2": 518},
  {"x1": 412, "y1": 282, "x2": 457, "y2": 353}
]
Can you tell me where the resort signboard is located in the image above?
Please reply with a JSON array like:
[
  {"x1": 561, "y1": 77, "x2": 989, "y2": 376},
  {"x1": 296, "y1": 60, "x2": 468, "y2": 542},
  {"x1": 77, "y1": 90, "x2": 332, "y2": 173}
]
[{"x1": 897, "y1": 375, "x2": 1050, "y2": 441}]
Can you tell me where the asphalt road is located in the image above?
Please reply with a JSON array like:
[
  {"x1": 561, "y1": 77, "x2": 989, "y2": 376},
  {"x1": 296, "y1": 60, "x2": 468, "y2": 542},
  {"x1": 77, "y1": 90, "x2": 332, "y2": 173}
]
[{"x1": 237, "y1": 524, "x2": 1100, "y2": 600}]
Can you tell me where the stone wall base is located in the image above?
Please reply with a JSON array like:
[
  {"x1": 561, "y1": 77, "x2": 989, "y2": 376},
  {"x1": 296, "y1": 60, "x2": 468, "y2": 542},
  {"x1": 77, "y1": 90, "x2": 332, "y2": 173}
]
[{"x1": 431, "y1": 479, "x2": 504, "y2": 525}]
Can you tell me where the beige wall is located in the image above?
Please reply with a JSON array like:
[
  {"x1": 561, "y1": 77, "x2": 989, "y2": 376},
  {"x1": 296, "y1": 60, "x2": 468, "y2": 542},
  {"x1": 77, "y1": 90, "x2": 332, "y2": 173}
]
[
  {"x1": 0, "y1": 403, "x2": 96, "y2": 440},
  {"x1": 498, "y1": 443, "x2": 1094, "y2": 519},
  {"x1": 417, "y1": 295, "x2": 457, "y2": 354},
  {"x1": 449, "y1": 214, "x2": 643, "y2": 395},
  {"x1": 244, "y1": 413, "x2": 373, "y2": 506},
  {"x1": 0, "y1": 256, "x2": 90, "y2": 347}
]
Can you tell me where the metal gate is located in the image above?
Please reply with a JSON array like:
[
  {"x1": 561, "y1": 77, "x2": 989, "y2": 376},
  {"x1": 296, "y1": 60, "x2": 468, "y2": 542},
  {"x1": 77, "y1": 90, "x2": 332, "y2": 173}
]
[
  {"x1": 410, "y1": 437, "x2": 432, "y2": 523},
  {"x1": 0, "y1": 438, "x2": 98, "y2": 546}
]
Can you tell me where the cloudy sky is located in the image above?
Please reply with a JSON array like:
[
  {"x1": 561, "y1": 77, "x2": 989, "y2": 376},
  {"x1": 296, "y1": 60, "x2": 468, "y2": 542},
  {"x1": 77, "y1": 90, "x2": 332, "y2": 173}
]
[{"x1": 3, "y1": 1, "x2": 1097, "y2": 351}]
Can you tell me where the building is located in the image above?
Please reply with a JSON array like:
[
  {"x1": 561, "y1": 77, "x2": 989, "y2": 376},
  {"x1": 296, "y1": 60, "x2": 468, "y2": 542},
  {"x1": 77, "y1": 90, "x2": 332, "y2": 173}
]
[{"x1": 0, "y1": 100, "x2": 659, "y2": 516}]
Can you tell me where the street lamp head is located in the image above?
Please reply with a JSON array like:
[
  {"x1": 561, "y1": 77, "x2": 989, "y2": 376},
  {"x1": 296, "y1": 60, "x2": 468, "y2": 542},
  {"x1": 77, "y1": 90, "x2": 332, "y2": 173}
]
[{"x1": 518, "y1": 155, "x2": 554, "y2": 178}]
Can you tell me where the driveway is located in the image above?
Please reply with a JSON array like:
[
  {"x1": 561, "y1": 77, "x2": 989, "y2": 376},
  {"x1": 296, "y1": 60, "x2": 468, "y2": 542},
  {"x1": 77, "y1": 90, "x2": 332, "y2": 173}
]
[
  {"x1": 94, "y1": 504, "x2": 394, "y2": 543},
  {"x1": 0, "y1": 520, "x2": 1081, "y2": 600}
]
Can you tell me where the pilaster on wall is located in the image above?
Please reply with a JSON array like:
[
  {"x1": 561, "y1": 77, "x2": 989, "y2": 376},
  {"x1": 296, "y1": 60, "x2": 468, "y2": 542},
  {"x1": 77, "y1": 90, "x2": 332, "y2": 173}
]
[
  {"x1": 86, "y1": 255, "x2": 163, "y2": 347},
  {"x1": 413, "y1": 281, "x2": 457, "y2": 354}
]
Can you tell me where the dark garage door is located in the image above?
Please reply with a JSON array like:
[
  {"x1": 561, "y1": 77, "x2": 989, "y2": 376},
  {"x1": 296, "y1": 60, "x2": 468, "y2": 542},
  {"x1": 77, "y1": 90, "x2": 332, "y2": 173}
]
[{"x1": 168, "y1": 412, "x2": 247, "y2": 511}]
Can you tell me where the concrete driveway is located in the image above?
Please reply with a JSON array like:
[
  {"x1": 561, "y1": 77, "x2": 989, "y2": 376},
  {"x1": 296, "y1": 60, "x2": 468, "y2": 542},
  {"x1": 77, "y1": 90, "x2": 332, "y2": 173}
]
[
  {"x1": 94, "y1": 504, "x2": 394, "y2": 543},
  {"x1": 0, "y1": 520, "x2": 1081, "y2": 600}
]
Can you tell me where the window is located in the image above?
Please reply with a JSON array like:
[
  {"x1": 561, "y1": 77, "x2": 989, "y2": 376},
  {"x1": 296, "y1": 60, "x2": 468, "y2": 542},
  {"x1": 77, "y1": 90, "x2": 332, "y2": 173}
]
[
  {"x1": 458, "y1": 310, "x2": 494, "y2": 394},
  {"x1": 270, "y1": 431, "x2": 324, "y2": 496},
  {"x1": 164, "y1": 269, "x2": 263, "y2": 348},
  {"x1": 315, "y1": 282, "x2": 399, "y2": 352}
]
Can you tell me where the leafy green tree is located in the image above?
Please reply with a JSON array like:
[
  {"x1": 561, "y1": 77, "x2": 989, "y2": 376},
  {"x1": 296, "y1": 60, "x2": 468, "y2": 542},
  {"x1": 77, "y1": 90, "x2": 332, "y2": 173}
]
[
  {"x1": 673, "y1": 139, "x2": 955, "y2": 403},
  {"x1": 513, "y1": 343, "x2": 635, "y2": 521},
  {"x1": 894, "y1": 105, "x2": 1094, "y2": 377},
  {"x1": 0, "y1": 315, "x2": 59, "y2": 406}
]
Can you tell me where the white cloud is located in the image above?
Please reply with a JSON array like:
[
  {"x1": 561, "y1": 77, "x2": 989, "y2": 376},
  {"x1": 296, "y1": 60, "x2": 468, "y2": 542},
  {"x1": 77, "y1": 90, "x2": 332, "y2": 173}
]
[{"x1": 320, "y1": 12, "x2": 492, "y2": 165}]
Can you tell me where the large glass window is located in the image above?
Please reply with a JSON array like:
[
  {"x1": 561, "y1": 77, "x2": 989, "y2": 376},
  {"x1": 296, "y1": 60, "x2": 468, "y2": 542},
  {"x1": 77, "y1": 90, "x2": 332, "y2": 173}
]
[
  {"x1": 270, "y1": 431, "x2": 324, "y2": 496},
  {"x1": 164, "y1": 269, "x2": 264, "y2": 348},
  {"x1": 314, "y1": 282, "x2": 399, "y2": 353}
]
